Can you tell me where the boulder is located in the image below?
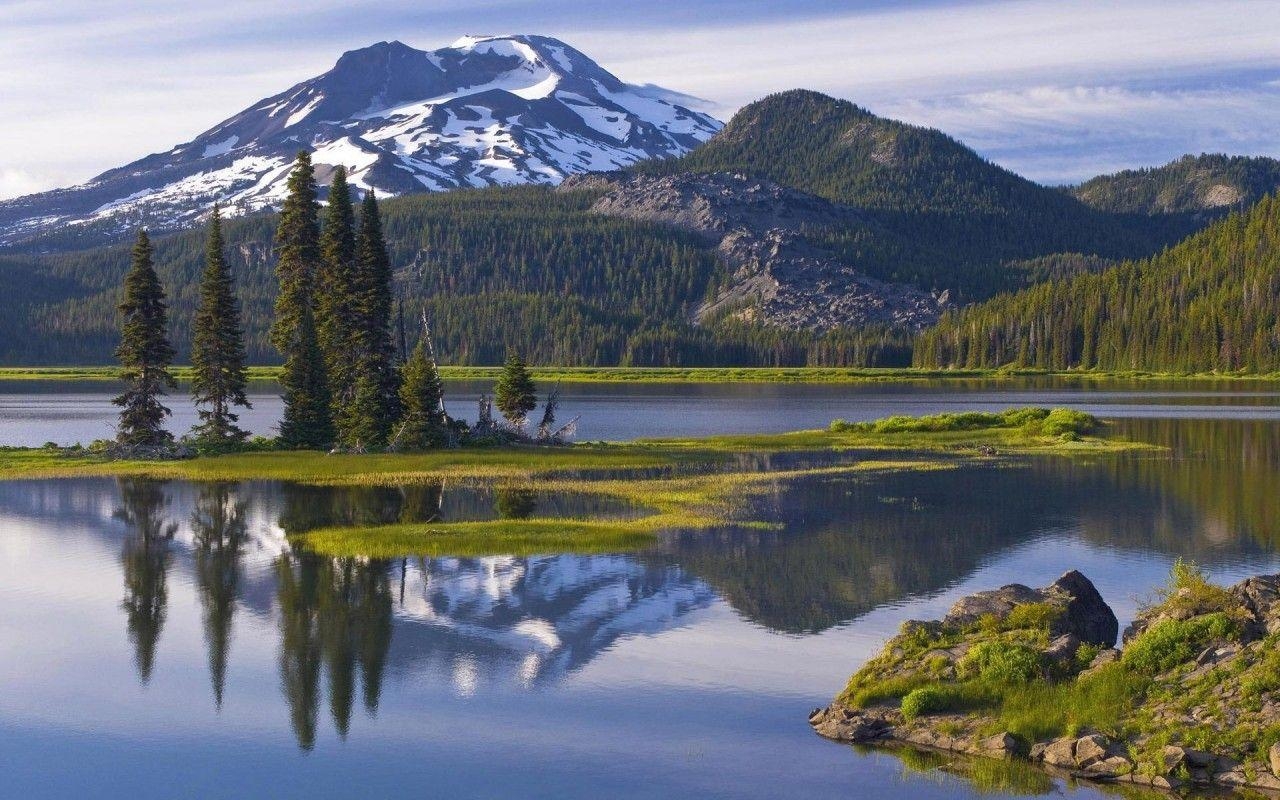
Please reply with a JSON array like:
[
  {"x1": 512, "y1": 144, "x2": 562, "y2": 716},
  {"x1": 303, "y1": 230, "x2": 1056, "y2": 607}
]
[
  {"x1": 808, "y1": 705, "x2": 891, "y2": 742},
  {"x1": 942, "y1": 570, "x2": 1117, "y2": 646},
  {"x1": 1073, "y1": 734, "x2": 1110, "y2": 767},
  {"x1": 1042, "y1": 634, "x2": 1081, "y2": 665},
  {"x1": 1232, "y1": 574, "x2": 1280, "y2": 637},
  {"x1": 1270, "y1": 742, "x2": 1280, "y2": 778},
  {"x1": 944, "y1": 583, "x2": 1044, "y2": 627},
  {"x1": 1047, "y1": 570, "x2": 1119, "y2": 646},
  {"x1": 1040, "y1": 737, "x2": 1077, "y2": 768},
  {"x1": 980, "y1": 732, "x2": 1024, "y2": 759}
]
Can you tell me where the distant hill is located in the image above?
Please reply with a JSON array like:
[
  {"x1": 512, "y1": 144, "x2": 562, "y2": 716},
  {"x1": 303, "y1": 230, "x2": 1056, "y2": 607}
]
[
  {"x1": 635, "y1": 90, "x2": 1201, "y2": 299},
  {"x1": 1069, "y1": 154, "x2": 1280, "y2": 215},
  {"x1": 915, "y1": 194, "x2": 1280, "y2": 372}
]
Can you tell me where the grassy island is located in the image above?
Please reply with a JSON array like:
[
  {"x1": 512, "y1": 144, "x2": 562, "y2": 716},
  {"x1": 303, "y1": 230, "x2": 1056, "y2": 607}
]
[
  {"x1": 0, "y1": 407, "x2": 1147, "y2": 557},
  {"x1": 813, "y1": 561, "x2": 1280, "y2": 794}
]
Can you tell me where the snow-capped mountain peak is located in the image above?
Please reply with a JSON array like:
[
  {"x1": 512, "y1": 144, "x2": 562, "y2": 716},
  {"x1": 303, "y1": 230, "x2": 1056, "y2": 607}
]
[{"x1": 0, "y1": 34, "x2": 722, "y2": 246}]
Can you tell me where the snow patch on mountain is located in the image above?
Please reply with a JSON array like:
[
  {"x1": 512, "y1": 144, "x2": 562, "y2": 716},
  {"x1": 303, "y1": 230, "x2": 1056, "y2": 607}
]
[{"x1": 0, "y1": 34, "x2": 722, "y2": 246}]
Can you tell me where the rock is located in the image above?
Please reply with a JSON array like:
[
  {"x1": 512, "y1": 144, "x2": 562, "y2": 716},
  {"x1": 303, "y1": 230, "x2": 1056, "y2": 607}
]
[
  {"x1": 1047, "y1": 570, "x2": 1119, "y2": 646},
  {"x1": 1093, "y1": 755, "x2": 1134, "y2": 776},
  {"x1": 1041, "y1": 737, "x2": 1077, "y2": 768},
  {"x1": 1231, "y1": 574, "x2": 1280, "y2": 636},
  {"x1": 1160, "y1": 745, "x2": 1214, "y2": 774},
  {"x1": 1084, "y1": 648, "x2": 1121, "y2": 673},
  {"x1": 1028, "y1": 742, "x2": 1047, "y2": 762},
  {"x1": 980, "y1": 732, "x2": 1024, "y2": 759},
  {"x1": 1270, "y1": 742, "x2": 1280, "y2": 778},
  {"x1": 1074, "y1": 734, "x2": 1110, "y2": 767},
  {"x1": 809, "y1": 704, "x2": 891, "y2": 742},
  {"x1": 942, "y1": 570, "x2": 1118, "y2": 646},
  {"x1": 944, "y1": 583, "x2": 1044, "y2": 628},
  {"x1": 1042, "y1": 634, "x2": 1081, "y2": 664}
]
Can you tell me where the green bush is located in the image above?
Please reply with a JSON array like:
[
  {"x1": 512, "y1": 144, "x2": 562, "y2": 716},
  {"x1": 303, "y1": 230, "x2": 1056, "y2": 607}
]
[
  {"x1": 901, "y1": 686, "x2": 953, "y2": 720},
  {"x1": 1122, "y1": 613, "x2": 1238, "y2": 676},
  {"x1": 1040, "y1": 408, "x2": 1098, "y2": 436},
  {"x1": 960, "y1": 641, "x2": 1043, "y2": 684}
]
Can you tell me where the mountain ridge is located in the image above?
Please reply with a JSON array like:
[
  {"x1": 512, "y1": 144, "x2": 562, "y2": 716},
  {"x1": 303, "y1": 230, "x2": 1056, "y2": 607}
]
[{"x1": 0, "y1": 34, "x2": 721, "y2": 248}]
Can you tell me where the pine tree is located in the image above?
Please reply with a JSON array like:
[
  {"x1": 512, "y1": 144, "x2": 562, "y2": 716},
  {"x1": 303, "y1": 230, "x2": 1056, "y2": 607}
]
[
  {"x1": 273, "y1": 152, "x2": 333, "y2": 447},
  {"x1": 344, "y1": 189, "x2": 399, "y2": 447},
  {"x1": 114, "y1": 229, "x2": 176, "y2": 447},
  {"x1": 494, "y1": 351, "x2": 537, "y2": 427},
  {"x1": 190, "y1": 206, "x2": 251, "y2": 449},
  {"x1": 397, "y1": 338, "x2": 448, "y2": 449},
  {"x1": 317, "y1": 167, "x2": 359, "y2": 424},
  {"x1": 278, "y1": 305, "x2": 334, "y2": 448}
]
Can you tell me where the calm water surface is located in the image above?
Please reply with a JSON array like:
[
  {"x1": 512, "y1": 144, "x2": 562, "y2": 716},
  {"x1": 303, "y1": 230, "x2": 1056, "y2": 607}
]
[{"x1": 2, "y1": 381, "x2": 1280, "y2": 798}]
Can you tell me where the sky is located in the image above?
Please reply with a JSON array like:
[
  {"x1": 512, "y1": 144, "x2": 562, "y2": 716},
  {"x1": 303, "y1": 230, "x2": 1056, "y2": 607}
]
[{"x1": 2, "y1": 0, "x2": 1279, "y2": 200}]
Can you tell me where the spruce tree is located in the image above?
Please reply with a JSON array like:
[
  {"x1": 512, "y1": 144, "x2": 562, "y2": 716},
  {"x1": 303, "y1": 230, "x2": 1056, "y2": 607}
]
[
  {"x1": 317, "y1": 166, "x2": 359, "y2": 422},
  {"x1": 398, "y1": 338, "x2": 447, "y2": 448},
  {"x1": 190, "y1": 206, "x2": 251, "y2": 449},
  {"x1": 277, "y1": 305, "x2": 334, "y2": 449},
  {"x1": 114, "y1": 229, "x2": 176, "y2": 447},
  {"x1": 494, "y1": 351, "x2": 537, "y2": 427},
  {"x1": 273, "y1": 151, "x2": 333, "y2": 447},
  {"x1": 344, "y1": 189, "x2": 399, "y2": 447}
]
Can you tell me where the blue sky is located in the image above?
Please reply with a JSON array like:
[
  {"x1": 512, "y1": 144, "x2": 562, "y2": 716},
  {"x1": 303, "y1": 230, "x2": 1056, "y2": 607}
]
[{"x1": 2, "y1": 0, "x2": 1279, "y2": 199}]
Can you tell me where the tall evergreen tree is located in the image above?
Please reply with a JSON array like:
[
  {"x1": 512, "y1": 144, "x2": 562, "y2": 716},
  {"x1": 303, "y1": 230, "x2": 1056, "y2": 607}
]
[
  {"x1": 277, "y1": 306, "x2": 334, "y2": 448},
  {"x1": 273, "y1": 152, "x2": 333, "y2": 447},
  {"x1": 191, "y1": 206, "x2": 251, "y2": 449},
  {"x1": 114, "y1": 229, "x2": 177, "y2": 447},
  {"x1": 397, "y1": 337, "x2": 448, "y2": 448},
  {"x1": 317, "y1": 167, "x2": 359, "y2": 421},
  {"x1": 494, "y1": 351, "x2": 537, "y2": 427},
  {"x1": 341, "y1": 189, "x2": 399, "y2": 447}
]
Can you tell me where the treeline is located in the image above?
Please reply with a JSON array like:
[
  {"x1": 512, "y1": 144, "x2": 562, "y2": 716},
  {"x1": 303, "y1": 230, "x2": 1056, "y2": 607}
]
[
  {"x1": 915, "y1": 195, "x2": 1280, "y2": 372},
  {"x1": 4, "y1": 184, "x2": 911, "y2": 367},
  {"x1": 1068, "y1": 153, "x2": 1280, "y2": 215}
]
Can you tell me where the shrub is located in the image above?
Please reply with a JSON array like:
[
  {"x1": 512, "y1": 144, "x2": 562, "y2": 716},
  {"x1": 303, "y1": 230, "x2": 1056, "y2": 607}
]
[
  {"x1": 1004, "y1": 601, "x2": 1062, "y2": 632},
  {"x1": 901, "y1": 686, "x2": 953, "y2": 720},
  {"x1": 960, "y1": 641, "x2": 1042, "y2": 684},
  {"x1": 901, "y1": 682, "x2": 996, "y2": 719},
  {"x1": 1040, "y1": 408, "x2": 1098, "y2": 436},
  {"x1": 1122, "y1": 613, "x2": 1238, "y2": 676}
]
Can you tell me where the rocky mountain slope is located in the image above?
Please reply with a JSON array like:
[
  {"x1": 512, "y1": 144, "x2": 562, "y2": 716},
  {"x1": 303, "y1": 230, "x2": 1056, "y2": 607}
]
[
  {"x1": 565, "y1": 171, "x2": 944, "y2": 330},
  {"x1": 0, "y1": 34, "x2": 720, "y2": 248},
  {"x1": 1069, "y1": 154, "x2": 1280, "y2": 215}
]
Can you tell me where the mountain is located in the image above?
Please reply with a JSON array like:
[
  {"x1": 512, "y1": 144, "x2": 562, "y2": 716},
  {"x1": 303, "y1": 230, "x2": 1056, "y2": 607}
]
[
  {"x1": 915, "y1": 194, "x2": 1280, "y2": 373},
  {"x1": 0, "y1": 34, "x2": 720, "y2": 248},
  {"x1": 1069, "y1": 154, "x2": 1280, "y2": 215},
  {"x1": 636, "y1": 90, "x2": 1202, "y2": 301}
]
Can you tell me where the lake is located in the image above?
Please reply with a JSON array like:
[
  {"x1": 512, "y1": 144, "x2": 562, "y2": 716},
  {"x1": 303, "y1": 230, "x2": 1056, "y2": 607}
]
[{"x1": 2, "y1": 380, "x2": 1280, "y2": 798}]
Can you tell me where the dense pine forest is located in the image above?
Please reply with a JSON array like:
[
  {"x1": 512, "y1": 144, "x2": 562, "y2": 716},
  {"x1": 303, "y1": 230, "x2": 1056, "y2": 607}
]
[
  {"x1": 915, "y1": 195, "x2": 1280, "y2": 372},
  {"x1": 2, "y1": 185, "x2": 911, "y2": 366},
  {"x1": 1068, "y1": 153, "x2": 1280, "y2": 215}
]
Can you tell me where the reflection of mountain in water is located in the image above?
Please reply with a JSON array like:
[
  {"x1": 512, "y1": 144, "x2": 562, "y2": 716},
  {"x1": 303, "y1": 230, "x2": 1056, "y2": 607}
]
[{"x1": 0, "y1": 476, "x2": 711, "y2": 749}]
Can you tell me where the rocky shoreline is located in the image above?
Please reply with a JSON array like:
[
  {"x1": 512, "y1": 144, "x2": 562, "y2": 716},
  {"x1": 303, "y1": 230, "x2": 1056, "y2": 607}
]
[{"x1": 811, "y1": 568, "x2": 1280, "y2": 794}]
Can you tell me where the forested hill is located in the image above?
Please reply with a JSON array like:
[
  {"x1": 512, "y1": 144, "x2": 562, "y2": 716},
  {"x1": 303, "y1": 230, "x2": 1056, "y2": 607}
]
[
  {"x1": 914, "y1": 194, "x2": 1280, "y2": 373},
  {"x1": 1069, "y1": 154, "x2": 1280, "y2": 215},
  {"x1": 0, "y1": 186, "x2": 905, "y2": 367},
  {"x1": 635, "y1": 89, "x2": 1201, "y2": 297}
]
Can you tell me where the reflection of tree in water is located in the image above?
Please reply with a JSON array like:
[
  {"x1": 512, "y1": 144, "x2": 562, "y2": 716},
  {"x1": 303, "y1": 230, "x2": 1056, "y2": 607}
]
[
  {"x1": 275, "y1": 551, "x2": 394, "y2": 749},
  {"x1": 667, "y1": 420, "x2": 1280, "y2": 635},
  {"x1": 277, "y1": 482, "x2": 447, "y2": 535},
  {"x1": 191, "y1": 482, "x2": 249, "y2": 708},
  {"x1": 495, "y1": 488, "x2": 537, "y2": 520},
  {"x1": 115, "y1": 478, "x2": 178, "y2": 683}
]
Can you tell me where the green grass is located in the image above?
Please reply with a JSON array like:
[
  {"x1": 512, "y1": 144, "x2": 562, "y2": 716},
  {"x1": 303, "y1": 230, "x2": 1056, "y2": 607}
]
[{"x1": 6, "y1": 365, "x2": 1280, "y2": 384}]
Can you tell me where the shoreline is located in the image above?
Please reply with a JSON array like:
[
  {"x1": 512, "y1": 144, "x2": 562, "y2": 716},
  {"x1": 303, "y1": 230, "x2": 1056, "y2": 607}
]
[
  {"x1": 3, "y1": 365, "x2": 1280, "y2": 384},
  {"x1": 812, "y1": 568, "x2": 1280, "y2": 795}
]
